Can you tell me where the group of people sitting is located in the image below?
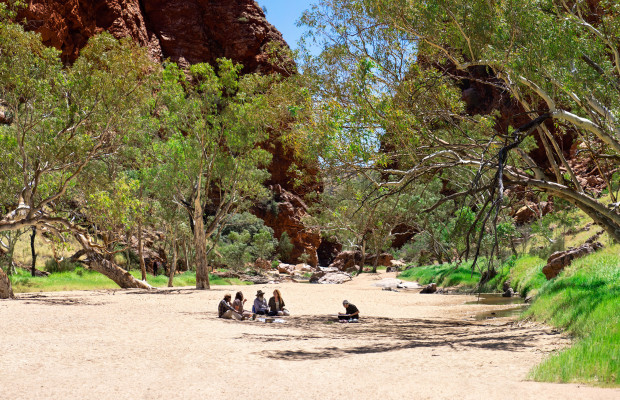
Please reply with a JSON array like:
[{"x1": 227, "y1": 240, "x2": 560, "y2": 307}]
[
  {"x1": 218, "y1": 290, "x2": 360, "y2": 322},
  {"x1": 218, "y1": 289, "x2": 289, "y2": 321}
]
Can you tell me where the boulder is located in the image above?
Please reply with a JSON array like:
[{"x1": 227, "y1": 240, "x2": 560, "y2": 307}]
[
  {"x1": 316, "y1": 272, "x2": 352, "y2": 284},
  {"x1": 542, "y1": 241, "x2": 603, "y2": 280},
  {"x1": 309, "y1": 269, "x2": 352, "y2": 284},
  {"x1": 397, "y1": 281, "x2": 422, "y2": 289},
  {"x1": 372, "y1": 278, "x2": 403, "y2": 289},
  {"x1": 254, "y1": 258, "x2": 271, "y2": 271},
  {"x1": 328, "y1": 250, "x2": 361, "y2": 271},
  {"x1": 294, "y1": 263, "x2": 314, "y2": 272},
  {"x1": 420, "y1": 283, "x2": 437, "y2": 294},
  {"x1": 502, "y1": 288, "x2": 514, "y2": 297},
  {"x1": 277, "y1": 263, "x2": 295, "y2": 275},
  {"x1": 366, "y1": 253, "x2": 394, "y2": 267}
]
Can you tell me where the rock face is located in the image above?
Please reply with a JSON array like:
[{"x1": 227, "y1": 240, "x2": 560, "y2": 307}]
[
  {"x1": 19, "y1": 0, "x2": 291, "y2": 74},
  {"x1": 542, "y1": 241, "x2": 603, "y2": 280},
  {"x1": 19, "y1": 0, "x2": 157, "y2": 63},
  {"x1": 253, "y1": 185, "x2": 321, "y2": 267}
]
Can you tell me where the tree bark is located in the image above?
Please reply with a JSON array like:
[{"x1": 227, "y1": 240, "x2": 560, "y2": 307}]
[
  {"x1": 358, "y1": 239, "x2": 367, "y2": 274},
  {"x1": 73, "y1": 234, "x2": 152, "y2": 289},
  {"x1": 183, "y1": 239, "x2": 189, "y2": 271},
  {"x1": 194, "y1": 189, "x2": 210, "y2": 289},
  {"x1": 30, "y1": 227, "x2": 37, "y2": 277},
  {"x1": 168, "y1": 236, "x2": 177, "y2": 287},
  {"x1": 138, "y1": 221, "x2": 146, "y2": 281},
  {"x1": 0, "y1": 267, "x2": 14, "y2": 299},
  {"x1": 88, "y1": 252, "x2": 152, "y2": 290},
  {"x1": 505, "y1": 173, "x2": 620, "y2": 243}
]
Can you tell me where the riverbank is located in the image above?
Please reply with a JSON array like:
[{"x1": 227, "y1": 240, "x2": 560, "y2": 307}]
[{"x1": 399, "y1": 245, "x2": 620, "y2": 385}]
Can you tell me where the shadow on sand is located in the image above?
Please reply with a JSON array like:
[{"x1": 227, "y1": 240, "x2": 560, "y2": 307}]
[{"x1": 240, "y1": 315, "x2": 560, "y2": 361}]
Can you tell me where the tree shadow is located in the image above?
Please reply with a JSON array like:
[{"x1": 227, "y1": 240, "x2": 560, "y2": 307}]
[
  {"x1": 245, "y1": 316, "x2": 562, "y2": 361},
  {"x1": 16, "y1": 294, "x2": 102, "y2": 306}
]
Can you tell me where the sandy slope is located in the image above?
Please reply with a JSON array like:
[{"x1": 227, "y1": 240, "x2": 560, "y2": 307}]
[{"x1": 0, "y1": 272, "x2": 617, "y2": 400}]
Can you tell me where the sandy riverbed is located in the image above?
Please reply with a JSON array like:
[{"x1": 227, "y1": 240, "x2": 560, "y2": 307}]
[{"x1": 0, "y1": 271, "x2": 617, "y2": 400}]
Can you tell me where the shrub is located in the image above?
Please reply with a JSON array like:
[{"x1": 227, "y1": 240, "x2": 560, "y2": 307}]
[{"x1": 45, "y1": 259, "x2": 82, "y2": 273}]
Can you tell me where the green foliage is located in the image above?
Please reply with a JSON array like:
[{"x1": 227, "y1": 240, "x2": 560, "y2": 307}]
[
  {"x1": 44, "y1": 259, "x2": 82, "y2": 274},
  {"x1": 0, "y1": 21, "x2": 157, "y2": 243},
  {"x1": 278, "y1": 231, "x2": 294, "y2": 260},
  {"x1": 216, "y1": 213, "x2": 276, "y2": 270}
]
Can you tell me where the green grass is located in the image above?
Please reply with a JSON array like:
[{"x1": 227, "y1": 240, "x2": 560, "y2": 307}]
[
  {"x1": 510, "y1": 255, "x2": 547, "y2": 298},
  {"x1": 9, "y1": 268, "x2": 251, "y2": 293},
  {"x1": 399, "y1": 261, "x2": 481, "y2": 288},
  {"x1": 525, "y1": 245, "x2": 620, "y2": 385}
]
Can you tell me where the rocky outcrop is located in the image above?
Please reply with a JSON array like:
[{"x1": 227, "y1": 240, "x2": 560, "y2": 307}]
[
  {"x1": 513, "y1": 201, "x2": 553, "y2": 225},
  {"x1": 310, "y1": 270, "x2": 352, "y2": 284},
  {"x1": 253, "y1": 185, "x2": 321, "y2": 267},
  {"x1": 19, "y1": 0, "x2": 158, "y2": 63},
  {"x1": 142, "y1": 0, "x2": 293, "y2": 74},
  {"x1": 328, "y1": 250, "x2": 394, "y2": 271},
  {"x1": 18, "y1": 0, "x2": 291, "y2": 74},
  {"x1": 542, "y1": 240, "x2": 604, "y2": 280}
]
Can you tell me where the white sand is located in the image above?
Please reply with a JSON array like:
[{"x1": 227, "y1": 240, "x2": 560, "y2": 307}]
[{"x1": 0, "y1": 271, "x2": 617, "y2": 400}]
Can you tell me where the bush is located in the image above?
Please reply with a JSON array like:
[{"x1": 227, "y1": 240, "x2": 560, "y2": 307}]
[
  {"x1": 278, "y1": 231, "x2": 294, "y2": 260},
  {"x1": 216, "y1": 213, "x2": 277, "y2": 269},
  {"x1": 45, "y1": 259, "x2": 82, "y2": 273}
]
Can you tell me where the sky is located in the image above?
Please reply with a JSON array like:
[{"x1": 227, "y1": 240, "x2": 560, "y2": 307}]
[{"x1": 259, "y1": 0, "x2": 317, "y2": 51}]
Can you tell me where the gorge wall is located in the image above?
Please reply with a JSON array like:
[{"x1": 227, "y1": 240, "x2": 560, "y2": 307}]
[{"x1": 16, "y1": 0, "x2": 320, "y2": 265}]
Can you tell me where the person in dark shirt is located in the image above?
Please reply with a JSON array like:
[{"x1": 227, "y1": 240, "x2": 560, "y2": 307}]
[
  {"x1": 338, "y1": 300, "x2": 359, "y2": 322},
  {"x1": 218, "y1": 293, "x2": 242, "y2": 320}
]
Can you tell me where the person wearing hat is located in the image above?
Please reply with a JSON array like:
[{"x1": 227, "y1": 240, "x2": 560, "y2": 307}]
[
  {"x1": 253, "y1": 290, "x2": 269, "y2": 315},
  {"x1": 338, "y1": 300, "x2": 359, "y2": 322},
  {"x1": 218, "y1": 293, "x2": 242, "y2": 320}
]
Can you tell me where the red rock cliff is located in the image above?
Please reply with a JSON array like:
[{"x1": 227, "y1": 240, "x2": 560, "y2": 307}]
[{"x1": 19, "y1": 0, "x2": 292, "y2": 74}]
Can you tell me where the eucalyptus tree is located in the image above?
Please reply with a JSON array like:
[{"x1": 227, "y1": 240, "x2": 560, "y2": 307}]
[
  {"x1": 299, "y1": 0, "x2": 620, "y2": 262},
  {"x1": 154, "y1": 60, "x2": 280, "y2": 289},
  {"x1": 0, "y1": 21, "x2": 157, "y2": 295}
]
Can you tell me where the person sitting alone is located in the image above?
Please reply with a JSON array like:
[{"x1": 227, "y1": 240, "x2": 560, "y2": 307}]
[
  {"x1": 218, "y1": 293, "x2": 242, "y2": 320},
  {"x1": 232, "y1": 291, "x2": 255, "y2": 320},
  {"x1": 268, "y1": 289, "x2": 290, "y2": 316},
  {"x1": 253, "y1": 290, "x2": 269, "y2": 315},
  {"x1": 338, "y1": 300, "x2": 359, "y2": 322}
]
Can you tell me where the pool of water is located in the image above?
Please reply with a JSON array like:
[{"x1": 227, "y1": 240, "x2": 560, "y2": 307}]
[
  {"x1": 465, "y1": 293, "x2": 525, "y2": 305},
  {"x1": 473, "y1": 306, "x2": 528, "y2": 320}
]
